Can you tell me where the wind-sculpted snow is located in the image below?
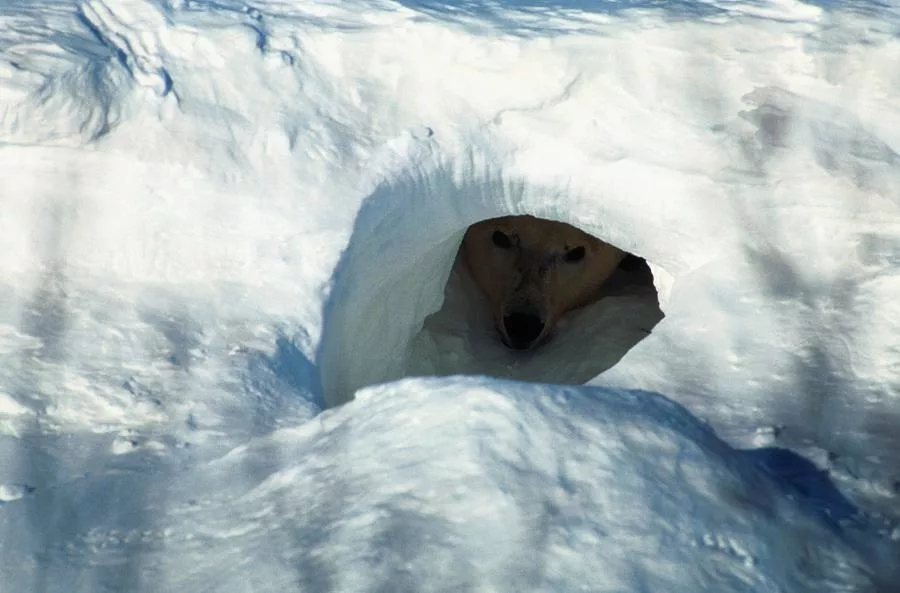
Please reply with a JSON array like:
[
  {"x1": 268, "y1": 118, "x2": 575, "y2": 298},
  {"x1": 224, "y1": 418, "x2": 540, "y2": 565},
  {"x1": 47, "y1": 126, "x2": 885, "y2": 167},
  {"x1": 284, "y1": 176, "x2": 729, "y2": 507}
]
[
  {"x1": 0, "y1": 379, "x2": 881, "y2": 592},
  {"x1": 79, "y1": 0, "x2": 173, "y2": 96},
  {"x1": 0, "y1": 0, "x2": 898, "y2": 590}
]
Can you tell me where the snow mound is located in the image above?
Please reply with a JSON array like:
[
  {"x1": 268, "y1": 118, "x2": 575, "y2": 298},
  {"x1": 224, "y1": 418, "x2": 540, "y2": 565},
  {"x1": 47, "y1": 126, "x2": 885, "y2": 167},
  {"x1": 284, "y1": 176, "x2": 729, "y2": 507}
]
[
  {"x1": 1, "y1": 0, "x2": 899, "y2": 587},
  {"x1": 1, "y1": 377, "x2": 878, "y2": 592},
  {"x1": 181, "y1": 377, "x2": 875, "y2": 592}
]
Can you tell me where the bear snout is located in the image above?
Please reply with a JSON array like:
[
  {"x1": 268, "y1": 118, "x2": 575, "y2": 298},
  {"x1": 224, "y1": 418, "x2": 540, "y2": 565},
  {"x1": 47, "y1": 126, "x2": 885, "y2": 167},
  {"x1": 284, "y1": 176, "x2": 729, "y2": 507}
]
[{"x1": 501, "y1": 308, "x2": 546, "y2": 350}]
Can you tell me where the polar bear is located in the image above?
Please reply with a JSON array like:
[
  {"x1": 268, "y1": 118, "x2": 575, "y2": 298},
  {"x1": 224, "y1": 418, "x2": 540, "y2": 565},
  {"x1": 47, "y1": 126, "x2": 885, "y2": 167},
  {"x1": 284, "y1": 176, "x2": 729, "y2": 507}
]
[{"x1": 461, "y1": 215, "x2": 627, "y2": 350}]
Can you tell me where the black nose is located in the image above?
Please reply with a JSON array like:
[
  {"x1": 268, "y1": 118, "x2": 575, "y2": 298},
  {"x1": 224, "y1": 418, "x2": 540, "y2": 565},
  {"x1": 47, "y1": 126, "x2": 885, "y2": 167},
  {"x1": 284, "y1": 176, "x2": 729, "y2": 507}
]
[{"x1": 503, "y1": 312, "x2": 545, "y2": 349}]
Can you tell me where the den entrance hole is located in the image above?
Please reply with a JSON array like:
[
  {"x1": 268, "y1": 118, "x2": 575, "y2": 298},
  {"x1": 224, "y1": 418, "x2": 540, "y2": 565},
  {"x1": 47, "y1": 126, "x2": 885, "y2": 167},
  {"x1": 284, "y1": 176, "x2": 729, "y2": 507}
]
[
  {"x1": 317, "y1": 190, "x2": 666, "y2": 409},
  {"x1": 404, "y1": 215, "x2": 663, "y2": 385}
]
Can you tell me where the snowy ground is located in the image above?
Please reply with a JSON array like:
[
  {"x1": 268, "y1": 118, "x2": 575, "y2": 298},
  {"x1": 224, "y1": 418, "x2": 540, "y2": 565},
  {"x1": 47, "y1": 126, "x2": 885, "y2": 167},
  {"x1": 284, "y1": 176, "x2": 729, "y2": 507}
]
[{"x1": 1, "y1": 0, "x2": 899, "y2": 590}]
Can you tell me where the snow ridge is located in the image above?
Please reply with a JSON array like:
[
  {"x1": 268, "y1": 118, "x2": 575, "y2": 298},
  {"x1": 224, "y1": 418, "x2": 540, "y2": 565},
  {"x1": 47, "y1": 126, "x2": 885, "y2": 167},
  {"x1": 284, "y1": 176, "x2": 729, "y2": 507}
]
[{"x1": 78, "y1": 0, "x2": 172, "y2": 97}]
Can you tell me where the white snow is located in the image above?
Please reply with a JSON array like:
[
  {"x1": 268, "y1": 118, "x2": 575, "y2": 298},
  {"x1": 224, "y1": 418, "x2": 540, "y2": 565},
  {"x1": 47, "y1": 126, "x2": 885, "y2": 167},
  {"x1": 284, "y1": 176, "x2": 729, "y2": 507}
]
[{"x1": 1, "y1": 0, "x2": 899, "y2": 590}]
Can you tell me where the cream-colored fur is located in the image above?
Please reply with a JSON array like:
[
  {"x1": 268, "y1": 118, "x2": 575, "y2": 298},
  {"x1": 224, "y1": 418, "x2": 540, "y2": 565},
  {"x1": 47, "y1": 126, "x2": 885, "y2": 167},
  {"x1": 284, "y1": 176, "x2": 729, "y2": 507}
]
[{"x1": 461, "y1": 215, "x2": 626, "y2": 349}]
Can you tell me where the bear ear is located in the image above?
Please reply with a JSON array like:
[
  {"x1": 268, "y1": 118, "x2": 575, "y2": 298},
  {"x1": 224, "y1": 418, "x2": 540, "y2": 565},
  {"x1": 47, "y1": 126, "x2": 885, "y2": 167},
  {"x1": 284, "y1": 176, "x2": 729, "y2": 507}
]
[
  {"x1": 492, "y1": 230, "x2": 513, "y2": 249},
  {"x1": 564, "y1": 246, "x2": 586, "y2": 263}
]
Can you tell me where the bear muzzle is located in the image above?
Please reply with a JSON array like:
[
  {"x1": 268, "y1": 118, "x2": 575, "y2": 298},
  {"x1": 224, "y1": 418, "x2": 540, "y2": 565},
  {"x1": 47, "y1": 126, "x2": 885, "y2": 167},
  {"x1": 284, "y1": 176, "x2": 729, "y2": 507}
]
[{"x1": 500, "y1": 304, "x2": 548, "y2": 350}]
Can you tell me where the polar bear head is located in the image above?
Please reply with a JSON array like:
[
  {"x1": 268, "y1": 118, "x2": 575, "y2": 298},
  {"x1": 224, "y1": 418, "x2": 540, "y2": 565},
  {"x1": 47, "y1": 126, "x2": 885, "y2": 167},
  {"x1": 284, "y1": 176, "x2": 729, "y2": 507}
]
[{"x1": 461, "y1": 215, "x2": 626, "y2": 350}]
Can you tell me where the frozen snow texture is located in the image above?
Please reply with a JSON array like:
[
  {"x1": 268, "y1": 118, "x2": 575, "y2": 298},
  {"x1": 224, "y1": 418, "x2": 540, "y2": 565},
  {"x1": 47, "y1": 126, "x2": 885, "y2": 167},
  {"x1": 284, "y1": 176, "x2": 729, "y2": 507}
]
[
  {"x1": 0, "y1": 0, "x2": 899, "y2": 590},
  {"x1": 0, "y1": 378, "x2": 881, "y2": 592}
]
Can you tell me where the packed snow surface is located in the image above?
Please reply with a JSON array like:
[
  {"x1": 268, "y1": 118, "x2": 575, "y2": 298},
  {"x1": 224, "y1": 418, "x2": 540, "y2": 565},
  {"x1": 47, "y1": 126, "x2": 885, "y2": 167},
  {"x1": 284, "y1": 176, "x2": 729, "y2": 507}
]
[
  {"x1": 1, "y1": 0, "x2": 899, "y2": 590},
  {"x1": 0, "y1": 377, "x2": 882, "y2": 591}
]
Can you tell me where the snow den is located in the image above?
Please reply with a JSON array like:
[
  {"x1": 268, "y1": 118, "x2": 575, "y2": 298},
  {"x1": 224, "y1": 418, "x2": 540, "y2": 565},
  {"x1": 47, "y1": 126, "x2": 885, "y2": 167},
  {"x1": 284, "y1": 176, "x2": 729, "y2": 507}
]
[{"x1": 318, "y1": 161, "x2": 664, "y2": 407}]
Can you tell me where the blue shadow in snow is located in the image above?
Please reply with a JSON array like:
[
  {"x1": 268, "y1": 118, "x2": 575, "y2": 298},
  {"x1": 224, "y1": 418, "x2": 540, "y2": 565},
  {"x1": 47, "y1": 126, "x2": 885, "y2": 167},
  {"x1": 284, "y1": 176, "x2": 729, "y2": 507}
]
[
  {"x1": 397, "y1": 0, "x2": 726, "y2": 25},
  {"x1": 740, "y1": 447, "x2": 858, "y2": 530},
  {"x1": 241, "y1": 331, "x2": 325, "y2": 434},
  {"x1": 396, "y1": 0, "x2": 897, "y2": 35},
  {"x1": 269, "y1": 334, "x2": 324, "y2": 409}
]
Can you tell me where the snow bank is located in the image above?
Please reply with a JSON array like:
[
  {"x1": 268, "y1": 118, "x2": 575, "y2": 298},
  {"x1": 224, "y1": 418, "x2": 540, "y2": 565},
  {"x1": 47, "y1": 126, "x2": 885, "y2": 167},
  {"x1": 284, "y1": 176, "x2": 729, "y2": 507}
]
[
  {"x1": 0, "y1": 377, "x2": 878, "y2": 592},
  {"x1": 313, "y1": 6, "x2": 900, "y2": 527},
  {"x1": 233, "y1": 377, "x2": 877, "y2": 592},
  {"x1": 1, "y1": 0, "x2": 899, "y2": 588}
]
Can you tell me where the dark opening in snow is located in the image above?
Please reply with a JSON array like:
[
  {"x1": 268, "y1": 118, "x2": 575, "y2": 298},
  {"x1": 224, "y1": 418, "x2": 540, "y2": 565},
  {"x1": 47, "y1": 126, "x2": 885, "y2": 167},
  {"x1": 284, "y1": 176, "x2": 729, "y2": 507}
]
[
  {"x1": 404, "y1": 217, "x2": 663, "y2": 386},
  {"x1": 317, "y1": 163, "x2": 666, "y2": 408}
]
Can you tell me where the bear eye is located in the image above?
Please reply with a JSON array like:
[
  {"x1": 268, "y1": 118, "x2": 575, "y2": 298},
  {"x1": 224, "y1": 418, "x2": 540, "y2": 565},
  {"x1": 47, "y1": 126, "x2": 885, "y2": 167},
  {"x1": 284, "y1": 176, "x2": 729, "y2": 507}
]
[
  {"x1": 492, "y1": 230, "x2": 513, "y2": 249},
  {"x1": 564, "y1": 246, "x2": 586, "y2": 263}
]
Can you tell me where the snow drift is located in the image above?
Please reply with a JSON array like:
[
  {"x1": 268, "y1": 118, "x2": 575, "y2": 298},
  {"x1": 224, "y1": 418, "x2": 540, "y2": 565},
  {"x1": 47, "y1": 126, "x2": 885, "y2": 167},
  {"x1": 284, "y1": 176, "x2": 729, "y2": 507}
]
[
  {"x1": 0, "y1": 377, "x2": 879, "y2": 592},
  {"x1": 1, "y1": 0, "x2": 899, "y2": 590}
]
